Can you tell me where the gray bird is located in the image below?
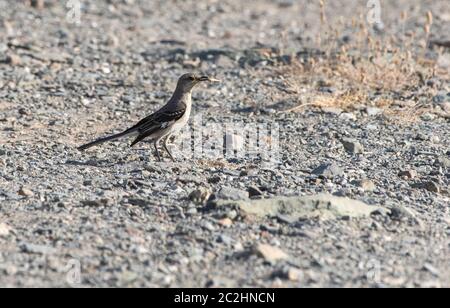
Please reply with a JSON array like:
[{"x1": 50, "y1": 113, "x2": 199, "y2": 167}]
[{"x1": 78, "y1": 73, "x2": 219, "y2": 161}]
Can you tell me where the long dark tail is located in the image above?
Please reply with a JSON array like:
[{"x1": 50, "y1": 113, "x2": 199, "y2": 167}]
[{"x1": 78, "y1": 130, "x2": 136, "y2": 151}]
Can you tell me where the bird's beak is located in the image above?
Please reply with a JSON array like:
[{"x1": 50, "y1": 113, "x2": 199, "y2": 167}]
[{"x1": 198, "y1": 76, "x2": 221, "y2": 82}]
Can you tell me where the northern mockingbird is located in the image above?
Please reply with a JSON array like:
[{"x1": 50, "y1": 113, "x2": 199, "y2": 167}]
[{"x1": 78, "y1": 73, "x2": 219, "y2": 161}]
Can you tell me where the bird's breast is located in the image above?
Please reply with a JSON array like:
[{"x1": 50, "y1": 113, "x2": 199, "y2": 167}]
[{"x1": 172, "y1": 97, "x2": 192, "y2": 131}]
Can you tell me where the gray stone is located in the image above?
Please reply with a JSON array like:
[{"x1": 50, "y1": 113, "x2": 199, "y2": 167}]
[
  {"x1": 423, "y1": 181, "x2": 440, "y2": 193},
  {"x1": 355, "y1": 179, "x2": 376, "y2": 192},
  {"x1": 20, "y1": 243, "x2": 57, "y2": 255},
  {"x1": 341, "y1": 138, "x2": 364, "y2": 154},
  {"x1": 253, "y1": 243, "x2": 289, "y2": 263},
  {"x1": 216, "y1": 194, "x2": 382, "y2": 221},
  {"x1": 217, "y1": 187, "x2": 249, "y2": 201},
  {"x1": 217, "y1": 234, "x2": 233, "y2": 245},
  {"x1": 248, "y1": 185, "x2": 264, "y2": 198},
  {"x1": 366, "y1": 107, "x2": 383, "y2": 116},
  {"x1": 0, "y1": 223, "x2": 12, "y2": 236},
  {"x1": 272, "y1": 266, "x2": 302, "y2": 281},
  {"x1": 80, "y1": 199, "x2": 111, "y2": 207},
  {"x1": 18, "y1": 187, "x2": 34, "y2": 197},
  {"x1": 435, "y1": 156, "x2": 450, "y2": 168},
  {"x1": 312, "y1": 163, "x2": 344, "y2": 178},
  {"x1": 398, "y1": 170, "x2": 418, "y2": 179},
  {"x1": 189, "y1": 188, "x2": 211, "y2": 205}
]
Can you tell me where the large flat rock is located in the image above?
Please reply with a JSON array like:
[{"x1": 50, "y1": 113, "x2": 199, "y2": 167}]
[{"x1": 216, "y1": 194, "x2": 384, "y2": 221}]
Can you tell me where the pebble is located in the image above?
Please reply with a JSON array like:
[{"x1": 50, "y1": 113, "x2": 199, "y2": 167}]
[
  {"x1": 189, "y1": 188, "x2": 211, "y2": 205},
  {"x1": 0, "y1": 223, "x2": 12, "y2": 236},
  {"x1": 20, "y1": 243, "x2": 57, "y2": 255},
  {"x1": 422, "y1": 181, "x2": 440, "y2": 193},
  {"x1": 435, "y1": 156, "x2": 450, "y2": 168},
  {"x1": 217, "y1": 218, "x2": 233, "y2": 227},
  {"x1": 356, "y1": 179, "x2": 376, "y2": 192},
  {"x1": 202, "y1": 221, "x2": 216, "y2": 232},
  {"x1": 421, "y1": 113, "x2": 435, "y2": 121},
  {"x1": 398, "y1": 170, "x2": 418, "y2": 179},
  {"x1": 253, "y1": 244, "x2": 289, "y2": 263},
  {"x1": 312, "y1": 163, "x2": 344, "y2": 178},
  {"x1": 217, "y1": 234, "x2": 233, "y2": 245},
  {"x1": 366, "y1": 107, "x2": 383, "y2": 116},
  {"x1": 6, "y1": 54, "x2": 21, "y2": 66},
  {"x1": 18, "y1": 187, "x2": 34, "y2": 197},
  {"x1": 217, "y1": 187, "x2": 249, "y2": 201},
  {"x1": 248, "y1": 185, "x2": 264, "y2": 198},
  {"x1": 423, "y1": 263, "x2": 440, "y2": 277},
  {"x1": 273, "y1": 266, "x2": 302, "y2": 281},
  {"x1": 341, "y1": 138, "x2": 364, "y2": 154}
]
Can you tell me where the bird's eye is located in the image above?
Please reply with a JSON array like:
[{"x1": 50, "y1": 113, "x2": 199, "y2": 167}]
[{"x1": 189, "y1": 76, "x2": 195, "y2": 81}]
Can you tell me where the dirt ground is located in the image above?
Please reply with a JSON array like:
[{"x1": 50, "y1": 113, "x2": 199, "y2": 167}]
[{"x1": 0, "y1": 0, "x2": 449, "y2": 287}]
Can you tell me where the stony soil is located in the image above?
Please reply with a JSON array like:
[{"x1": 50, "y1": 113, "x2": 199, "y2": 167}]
[{"x1": 0, "y1": 0, "x2": 449, "y2": 287}]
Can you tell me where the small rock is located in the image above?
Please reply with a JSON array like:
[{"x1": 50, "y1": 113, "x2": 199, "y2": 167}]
[
  {"x1": 20, "y1": 243, "x2": 57, "y2": 255},
  {"x1": 217, "y1": 235, "x2": 233, "y2": 245},
  {"x1": 398, "y1": 170, "x2": 418, "y2": 179},
  {"x1": 185, "y1": 208, "x2": 198, "y2": 215},
  {"x1": 248, "y1": 185, "x2": 263, "y2": 198},
  {"x1": 202, "y1": 221, "x2": 215, "y2": 232},
  {"x1": 423, "y1": 181, "x2": 440, "y2": 193},
  {"x1": 366, "y1": 107, "x2": 383, "y2": 116},
  {"x1": 18, "y1": 108, "x2": 29, "y2": 115},
  {"x1": 435, "y1": 156, "x2": 450, "y2": 168},
  {"x1": 273, "y1": 266, "x2": 302, "y2": 281},
  {"x1": 356, "y1": 179, "x2": 376, "y2": 192},
  {"x1": 215, "y1": 55, "x2": 235, "y2": 68},
  {"x1": 132, "y1": 245, "x2": 149, "y2": 255},
  {"x1": 226, "y1": 210, "x2": 238, "y2": 220},
  {"x1": 18, "y1": 187, "x2": 34, "y2": 197},
  {"x1": 432, "y1": 94, "x2": 447, "y2": 105},
  {"x1": 341, "y1": 138, "x2": 364, "y2": 154},
  {"x1": 29, "y1": 0, "x2": 45, "y2": 9},
  {"x1": 421, "y1": 113, "x2": 435, "y2": 121},
  {"x1": 312, "y1": 163, "x2": 344, "y2": 178},
  {"x1": 430, "y1": 135, "x2": 440, "y2": 143},
  {"x1": 423, "y1": 263, "x2": 440, "y2": 277},
  {"x1": 217, "y1": 187, "x2": 249, "y2": 201},
  {"x1": 441, "y1": 102, "x2": 450, "y2": 112},
  {"x1": 254, "y1": 244, "x2": 289, "y2": 263},
  {"x1": 189, "y1": 188, "x2": 211, "y2": 205},
  {"x1": 80, "y1": 199, "x2": 110, "y2": 207},
  {"x1": 340, "y1": 112, "x2": 357, "y2": 121},
  {"x1": 321, "y1": 107, "x2": 342, "y2": 115},
  {"x1": 0, "y1": 223, "x2": 12, "y2": 236},
  {"x1": 6, "y1": 54, "x2": 21, "y2": 66},
  {"x1": 217, "y1": 218, "x2": 233, "y2": 227},
  {"x1": 388, "y1": 204, "x2": 421, "y2": 225}
]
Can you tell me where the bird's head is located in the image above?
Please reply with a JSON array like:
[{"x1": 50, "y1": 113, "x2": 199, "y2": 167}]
[{"x1": 176, "y1": 73, "x2": 220, "y2": 92}]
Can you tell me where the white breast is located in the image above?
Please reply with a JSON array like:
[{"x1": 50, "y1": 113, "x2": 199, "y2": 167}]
[{"x1": 172, "y1": 95, "x2": 192, "y2": 132}]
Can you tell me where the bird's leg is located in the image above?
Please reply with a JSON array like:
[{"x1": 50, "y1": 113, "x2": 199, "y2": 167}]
[
  {"x1": 163, "y1": 135, "x2": 175, "y2": 162},
  {"x1": 154, "y1": 140, "x2": 161, "y2": 162}
]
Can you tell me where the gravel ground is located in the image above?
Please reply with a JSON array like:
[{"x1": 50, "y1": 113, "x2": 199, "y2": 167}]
[{"x1": 0, "y1": 0, "x2": 449, "y2": 287}]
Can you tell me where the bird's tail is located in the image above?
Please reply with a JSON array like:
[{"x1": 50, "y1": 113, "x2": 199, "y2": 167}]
[{"x1": 77, "y1": 129, "x2": 136, "y2": 151}]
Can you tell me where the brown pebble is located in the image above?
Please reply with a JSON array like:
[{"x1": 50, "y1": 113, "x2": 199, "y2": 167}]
[{"x1": 18, "y1": 187, "x2": 34, "y2": 197}]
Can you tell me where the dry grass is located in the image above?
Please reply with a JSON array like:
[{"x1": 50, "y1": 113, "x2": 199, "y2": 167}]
[{"x1": 267, "y1": 8, "x2": 449, "y2": 120}]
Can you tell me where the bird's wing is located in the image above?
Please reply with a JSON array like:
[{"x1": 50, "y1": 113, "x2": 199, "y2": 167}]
[{"x1": 129, "y1": 105, "x2": 186, "y2": 146}]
